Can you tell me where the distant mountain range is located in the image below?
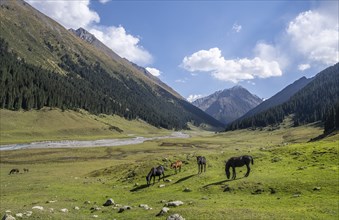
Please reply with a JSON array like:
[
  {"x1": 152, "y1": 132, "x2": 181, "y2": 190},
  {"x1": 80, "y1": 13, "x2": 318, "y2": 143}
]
[
  {"x1": 0, "y1": 0, "x2": 224, "y2": 130},
  {"x1": 227, "y1": 63, "x2": 339, "y2": 131},
  {"x1": 192, "y1": 86, "x2": 262, "y2": 124}
]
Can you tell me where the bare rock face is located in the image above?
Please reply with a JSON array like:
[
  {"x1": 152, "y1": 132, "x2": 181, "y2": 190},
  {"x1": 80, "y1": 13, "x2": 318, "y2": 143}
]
[{"x1": 192, "y1": 85, "x2": 263, "y2": 124}]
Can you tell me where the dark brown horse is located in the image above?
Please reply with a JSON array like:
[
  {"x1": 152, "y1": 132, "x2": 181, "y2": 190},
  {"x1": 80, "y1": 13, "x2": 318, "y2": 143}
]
[
  {"x1": 9, "y1": 168, "x2": 19, "y2": 175},
  {"x1": 146, "y1": 165, "x2": 165, "y2": 186},
  {"x1": 225, "y1": 155, "x2": 254, "y2": 180},
  {"x1": 197, "y1": 156, "x2": 206, "y2": 174},
  {"x1": 170, "y1": 160, "x2": 182, "y2": 174}
]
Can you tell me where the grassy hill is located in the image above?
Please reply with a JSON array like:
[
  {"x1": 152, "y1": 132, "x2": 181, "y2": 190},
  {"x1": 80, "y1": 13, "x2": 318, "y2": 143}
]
[
  {"x1": 0, "y1": 108, "x2": 171, "y2": 145},
  {"x1": 1, "y1": 123, "x2": 338, "y2": 219}
]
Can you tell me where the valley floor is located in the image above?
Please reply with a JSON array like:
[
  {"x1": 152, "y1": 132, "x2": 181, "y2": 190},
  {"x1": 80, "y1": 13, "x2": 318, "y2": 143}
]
[{"x1": 0, "y1": 123, "x2": 338, "y2": 219}]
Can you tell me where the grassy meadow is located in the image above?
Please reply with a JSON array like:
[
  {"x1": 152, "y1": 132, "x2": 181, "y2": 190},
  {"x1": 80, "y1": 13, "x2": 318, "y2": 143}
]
[
  {"x1": 0, "y1": 109, "x2": 338, "y2": 219},
  {"x1": 0, "y1": 109, "x2": 171, "y2": 145}
]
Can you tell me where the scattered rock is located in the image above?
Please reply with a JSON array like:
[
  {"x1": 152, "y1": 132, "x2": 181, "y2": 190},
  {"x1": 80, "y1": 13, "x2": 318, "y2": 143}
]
[
  {"x1": 46, "y1": 200, "x2": 57, "y2": 203},
  {"x1": 201, "y1": 196, "x2": 209, "y2": 200},
  {"x1": 167, "y1": 213, "x2": 185, "y2": 220},
  {"x1": 156, "y1": 207, "x2": 170, "y2": 217},
  {"x1": 92, "y1": 215, "x2": 98, "y2": 218},
  {"x1": 139, "y1": 204, "x2": 152, "y2": 210},
  {"x1": 90, "y1": 206, "x2": 101, "y2": 212},
  {"x1": 164, "y1": 179, "x2": 172, "y2": 182},
  {"x1": 2, "y1": 214, "x2": 16, "y2": 220},
  {"x1": 160, "y1": 200, "x2": 167, "y2": 203},
  {"x1": 292, "y1": 193, "x2": 301, "y2": 198},
  {"x1": 74, "y1": 206, "x2": 80, "y2": 210},
  {"x1": 134, "y1": 183, "x2": 139, "y2": 186},
  {"x1": 103, "y1": 198, "x2": 114, "y2": 206},
  {"x1": 32, "y1": 206, "x2": 44, "y2": 211},
  {"x1": 60, "y1": 208, "x2": 68, "y2": 213},
  {"x1": 23, "y1": 211, "x2": 32, "y2": 217},
  {"x1": 118, "y1": 206, "x2": 131, "y2": 213},
  {"x1": 49, "y1": 208, "x2": 54, "y2": 213},
  {"x1": 15, "y1": 213, "x2": 23, "y2": 218},
  {"x1": 183, "y1": 187, "x2": 191, "y2": 192},
  {"x1": 166, "y1": 201, "x2": 184, "y2": 207},
  {"x1": 313, "y1": 187, "x2": 321, "y2": 191},
  {"x1": 159, "y1": 184, "x2": 166, "y2": 188},
  {"x1": 84, "y1": 201, "x2": 91, "y2": 205}
]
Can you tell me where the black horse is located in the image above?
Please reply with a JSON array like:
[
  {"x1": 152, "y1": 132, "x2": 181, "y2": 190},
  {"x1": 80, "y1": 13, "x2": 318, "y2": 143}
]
[
  {"x1": 9, "y1": 168, "x2": 19, "y2": 175},
  {"x1": 225, "y1": 155, "x2": 254, "y2": 180},
  {"x1": 197, "y1": 156, "x2": 206, "y2": 174},
  {"x1": 146, "y1": 165, "x2": 165, "y2": 186}
]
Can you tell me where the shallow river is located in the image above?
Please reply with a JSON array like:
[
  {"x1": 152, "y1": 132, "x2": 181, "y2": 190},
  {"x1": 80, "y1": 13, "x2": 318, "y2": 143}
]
[{"x1": 0, "y1": 132, "x2": 189, "y2": 151}]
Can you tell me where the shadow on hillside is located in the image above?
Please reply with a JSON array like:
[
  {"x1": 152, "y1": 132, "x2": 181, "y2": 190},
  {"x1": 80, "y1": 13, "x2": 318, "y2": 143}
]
[
  {"x1": 130, "y1": 184, "x2": 149, "y2": 192},
  {"x1": 203, "y1": 177, "x2": 245, "y2": 188},
  {"x1": 174, "y1": 174, "x2": 195, "y2": 184}
]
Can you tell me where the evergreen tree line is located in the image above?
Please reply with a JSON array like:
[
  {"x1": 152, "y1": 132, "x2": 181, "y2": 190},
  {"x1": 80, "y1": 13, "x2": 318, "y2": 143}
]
[
  {"x1": 0, "y1": 38, "x2": 223, "y2": 130},
  {"x1": 226, "y1": 63, "x2": 339, "y2": 133}
]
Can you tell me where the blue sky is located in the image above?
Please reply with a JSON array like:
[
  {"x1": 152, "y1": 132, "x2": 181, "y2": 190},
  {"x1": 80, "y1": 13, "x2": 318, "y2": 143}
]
[{"x1": 27, "y1": 0, "x2": 338, "y2": 101}]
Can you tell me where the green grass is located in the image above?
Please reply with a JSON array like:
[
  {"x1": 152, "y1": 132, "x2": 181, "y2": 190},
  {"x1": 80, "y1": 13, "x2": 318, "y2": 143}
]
[
  {"x1": 0, "y1": 108, "x2": 170, "y2": 145},
  {"x1": 1, "y1": 121, "x2": 338, "y2": 219}
]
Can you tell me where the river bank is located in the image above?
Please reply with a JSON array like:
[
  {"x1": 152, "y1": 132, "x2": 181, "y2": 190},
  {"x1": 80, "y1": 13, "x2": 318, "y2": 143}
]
[{"x1": 0, "y1": 132, "x2": 189, "y2": 151}]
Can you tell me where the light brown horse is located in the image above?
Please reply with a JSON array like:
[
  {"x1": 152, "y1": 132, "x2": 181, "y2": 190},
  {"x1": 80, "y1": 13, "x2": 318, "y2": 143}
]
[{"x1": 170, "y1": 160, "x2": 183, "y2": 174}]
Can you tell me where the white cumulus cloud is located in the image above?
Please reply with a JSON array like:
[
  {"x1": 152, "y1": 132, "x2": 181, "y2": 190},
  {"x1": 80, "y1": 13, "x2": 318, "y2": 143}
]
[
  {"x1": 145, "y1": 67, "x2": 161, "y2": 77},
  {"x1": 90, "y1": 26, "x2": 153, "y2": 66},
  {"x1": 298, "y1": 64, "x2": 311, "y2": 71},
  {"x1": 26, "y1": 0, "x2": 153, "y2": 66},
  {"x1": 187, "y1": 94, "x2": 204, "y2": 103},
  {"x1": 181, "y1": 48, "x2": 282, "y2": 83},
  {"x1": 287, "y1": 10, "x2": 339, "y2": 65},
  {"x1": 26, "y1": 0, "x2": 99, "y2": 29}
]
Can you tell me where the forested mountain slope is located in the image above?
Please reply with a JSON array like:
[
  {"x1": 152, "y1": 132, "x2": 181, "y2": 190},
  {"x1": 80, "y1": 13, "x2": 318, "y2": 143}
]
[
  {"x1": 242, "y1": 76, "x2": 313, "y2": 119},
  {"x1": 227, "y1": 63, "x2": 339, "y2": 132},
  {"x1": 0, "y1": 0, "x2": 224, "y2": 130}
]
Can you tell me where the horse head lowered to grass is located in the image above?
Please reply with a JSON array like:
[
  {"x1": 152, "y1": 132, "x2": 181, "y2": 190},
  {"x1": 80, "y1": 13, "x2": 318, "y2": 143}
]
[
  {"x1": 146, "y1": 165, "x2": 165, "y2": 186},
  {"x1": 225, "y1": 155, "x2": 254, "y2": 180}
]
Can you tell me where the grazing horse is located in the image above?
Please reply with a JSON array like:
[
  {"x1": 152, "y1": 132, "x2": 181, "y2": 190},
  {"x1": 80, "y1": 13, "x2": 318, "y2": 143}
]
[
  {"x1": 9, "y1": 168, "x2": 19, "y2": 175},
  {"x1": 170, "y1": 160, "x2": 183, "y2": 174},
  {"x1": 23, "y1": 168, "x2": 29, "y2": 173},
  {"x1": 146, "y1": 165, "x2": 165, "y2": 186},
  {"x1": 197, "y1": 156, "x2": 206, "y2": 174},
  {"x1": 225, "y1": 155, "x2": 254, "y2": 180}
]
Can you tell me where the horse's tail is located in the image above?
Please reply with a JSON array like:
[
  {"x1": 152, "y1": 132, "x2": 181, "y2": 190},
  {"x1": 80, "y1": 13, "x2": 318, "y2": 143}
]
[{"x1": 251, "y1": 157, "x2": 254, "y2": 165}]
